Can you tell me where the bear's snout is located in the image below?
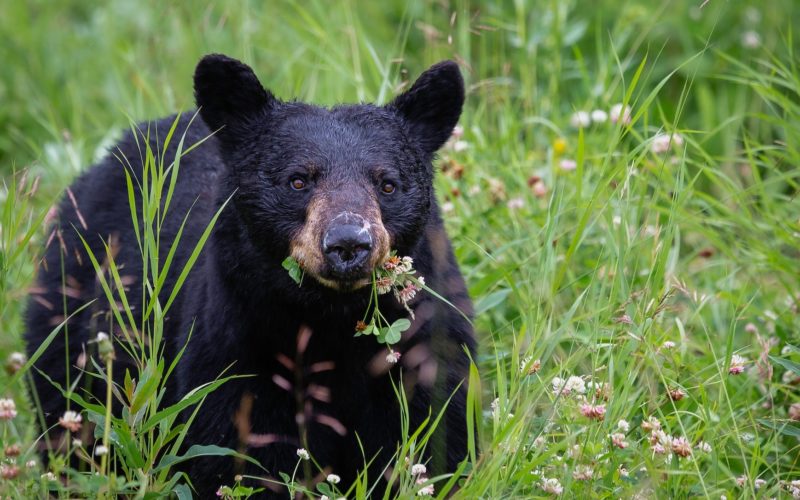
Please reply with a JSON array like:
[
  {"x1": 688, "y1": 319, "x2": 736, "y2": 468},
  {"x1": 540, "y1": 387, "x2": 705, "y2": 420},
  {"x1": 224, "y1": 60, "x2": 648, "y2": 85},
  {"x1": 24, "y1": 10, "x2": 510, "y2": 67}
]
[{"x1": 323, "y1": 212, "x2": 373, "y2": 277}]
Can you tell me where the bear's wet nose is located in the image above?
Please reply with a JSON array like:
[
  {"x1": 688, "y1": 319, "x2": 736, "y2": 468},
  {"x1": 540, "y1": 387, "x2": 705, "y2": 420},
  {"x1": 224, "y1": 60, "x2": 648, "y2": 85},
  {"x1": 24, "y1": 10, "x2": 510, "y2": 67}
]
[{"x1": 323, "y1": 224, "x2": 372, "y2": 275}]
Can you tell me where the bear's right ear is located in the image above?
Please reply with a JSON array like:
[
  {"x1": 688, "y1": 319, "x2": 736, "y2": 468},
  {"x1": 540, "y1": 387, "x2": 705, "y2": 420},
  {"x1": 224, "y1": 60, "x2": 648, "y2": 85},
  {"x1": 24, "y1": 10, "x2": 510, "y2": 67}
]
[{"x1": 194, "y1": 54, "x2": 277, "y2": 143}]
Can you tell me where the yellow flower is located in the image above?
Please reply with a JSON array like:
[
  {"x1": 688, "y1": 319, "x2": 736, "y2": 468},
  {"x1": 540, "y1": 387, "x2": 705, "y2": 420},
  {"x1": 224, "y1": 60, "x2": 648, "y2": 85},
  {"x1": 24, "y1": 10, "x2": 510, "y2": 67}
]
[{"x1": 553, "y1": 138, "x2": 567, "y2": 155}]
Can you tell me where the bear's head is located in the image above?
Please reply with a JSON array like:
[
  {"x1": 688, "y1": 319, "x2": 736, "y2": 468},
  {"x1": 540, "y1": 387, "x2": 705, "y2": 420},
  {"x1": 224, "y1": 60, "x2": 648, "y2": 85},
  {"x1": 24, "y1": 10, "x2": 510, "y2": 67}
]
[{"x1": 194, "y1": 54, "x2": 463, "y2": 292}]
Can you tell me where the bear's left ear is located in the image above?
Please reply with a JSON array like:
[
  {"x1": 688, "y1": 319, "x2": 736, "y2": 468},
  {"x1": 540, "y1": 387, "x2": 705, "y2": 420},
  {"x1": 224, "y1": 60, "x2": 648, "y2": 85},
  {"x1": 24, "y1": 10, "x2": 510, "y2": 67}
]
[
  {"x1": 194, "y1": 54, "x2": 277, "y2": 144},
  {"x1": 389, "y1": 61, "x2": 465, "y2": 155}
]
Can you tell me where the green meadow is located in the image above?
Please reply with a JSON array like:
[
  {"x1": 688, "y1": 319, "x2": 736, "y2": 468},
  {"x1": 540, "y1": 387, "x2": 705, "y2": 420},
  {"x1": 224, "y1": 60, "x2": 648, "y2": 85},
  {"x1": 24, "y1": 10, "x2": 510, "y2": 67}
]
[{"x1": 1, "y1": 1, "x2": 799, "y2": 497}]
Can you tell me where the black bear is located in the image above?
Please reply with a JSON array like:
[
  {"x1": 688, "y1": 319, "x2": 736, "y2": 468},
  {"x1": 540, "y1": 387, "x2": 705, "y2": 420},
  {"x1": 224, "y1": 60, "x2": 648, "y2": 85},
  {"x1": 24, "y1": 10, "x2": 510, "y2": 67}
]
[{"x1": 25, "y1": 54, "x2": 475, "y2": 497}]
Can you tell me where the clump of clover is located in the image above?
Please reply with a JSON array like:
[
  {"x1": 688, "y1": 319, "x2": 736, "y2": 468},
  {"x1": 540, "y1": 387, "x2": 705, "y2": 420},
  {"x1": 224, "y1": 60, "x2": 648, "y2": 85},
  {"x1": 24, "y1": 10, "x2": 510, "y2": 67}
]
[
  {"x1": 281, "y1": 253, "x2": 425, "y2": 353},
  {"x1": 355, "y1": 254, "x2": 425, "y2": 350}
]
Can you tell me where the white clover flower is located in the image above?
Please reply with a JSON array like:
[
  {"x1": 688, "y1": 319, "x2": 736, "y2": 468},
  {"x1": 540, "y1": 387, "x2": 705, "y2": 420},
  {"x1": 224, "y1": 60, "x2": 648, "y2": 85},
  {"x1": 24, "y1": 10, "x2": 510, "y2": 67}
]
[
  {"x1": 0, "y1": 398, "x2": 17, "y2": 420},
  {"x1": 453, "y1": 140, "x2": 469, "y2": 152},
  {"x1": 42, "y1": 472, "x2": 57, "y2": 481},
  {"x1": 570, "y1": 111, "x2": 591, "y2": 128},
  {"x1": 540, "y1": 477, "x2": 563, "y2": 495},
  {"x1": 95, "y1": 332, "x2": 109, "y2": 342},
  {"x1": 72, "y1": 438, "x2": 83, "y2": 448},
  {"x1": 741, "y1": 31, "x2": 761, "y2": 49},
  {"x1": 559, "y1": 159, "x2": 577, "y2": 171},
  {"x1": 416, "y1": 476, "x2": 435, "y2": 496},
  {"x1": 386, "y1": 351, "x2": 402, "y2": 364},
  {"x1": 754, "y1": 478, "x2": 766, "y2": 490},
  {"x1": 611, "y1": 433, "x2": 629, "y2": 449},
  {"x1": 617, "y1": 419, "x2": 630, "y2": 433},
  {"x1": 590, "y1": 109, "x2": 608, "y2": 123},
  {"x1": 572, "y1": 465, "x2": 594, "y2": 481},
  {"x1": 296, "y1": 448, "x2": 310, "y2": 460},
  {"x1": 506, "y1": 197, "x2": 525, "y2": 210},
  {"x1": 565, "y1": 375, "x2": 586, "y2": 394},
  {"x1": 729, "y1": 354, "x2": 747, "y2": 375},
  {"x1": 650, "y1": 133, "x2": 684, "y2": 154},
  {"x1": 58, "y1": 410, "x2": 83, "y2": 432},
  {"x1": 411, "y1": 463, "x2": 427, "y2": 475},
  {"x1": 95, "y1": 445, "x2": 109, "y2": 456},
  {"x1": 696, "y1": 441, "x2": 712, "y2": 453},
  {"x1": 326, "y1": 473, "x2": 341, "y2": 484},
  {"x1": 610, "y1": 103, "x2": 632, "y2": 125},
  {"x1": 671, "y1": 436, "x2": 692, "y2": 457}
]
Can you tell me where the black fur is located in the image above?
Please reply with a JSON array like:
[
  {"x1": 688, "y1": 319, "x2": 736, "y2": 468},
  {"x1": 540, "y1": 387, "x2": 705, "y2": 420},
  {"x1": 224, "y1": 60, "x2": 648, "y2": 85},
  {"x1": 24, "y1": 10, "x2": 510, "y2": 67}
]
[{"x1": 25, "y1": 55, "x2": 475, "y2": 497}]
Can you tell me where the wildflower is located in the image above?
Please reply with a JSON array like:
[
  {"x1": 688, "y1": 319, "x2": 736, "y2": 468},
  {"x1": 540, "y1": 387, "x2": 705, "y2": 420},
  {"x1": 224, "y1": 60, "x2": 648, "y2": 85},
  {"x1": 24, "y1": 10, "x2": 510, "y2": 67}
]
[
  {"x1": 326, "y1": 473, "x2": 341, "y2": 484},
  {"x1": 540, "y1": 477, "x2": 563, "y2": 495},
  {"x1": 617, "y1": 419, "x2": 630, "y2": 432},
  {"x1": 552, "y1": 375, "x2": 585, "y2": 396},
  {"x1": 42, "y1": 471, "x2": 57, "y2": 481},
  {"x1": 619, "y1": 466, "x2": 629, "y2": 478},
  {"x1": 72, "y1": 438, "x2": 83, "y2": 448},
  {"x1": 397, "y1": 256, "x2": 414, "y2": 274},
  {"x1": 452, "y1": 140, "x2": 469, "y2": 152},
  {"x1": 58, "y1": 410, "x2": 83, "y2": 432},
  {"x1": 488, "y1": 177, "x2": 506, "y2": 202},
  {"x1": 386, "y1": 351, "x2": 401, "y2": 364},
  {"x1": 641, "y1": 416, "x2": 661, "y2": 432},
  {"x1": 0, "y1": 464, "x2": 19, "y2": 480},
  {"x1": 729, "y1": 355, "x2": 747, "y2": 375},
  {"x1": 736, "y1": 475, "x2": 747, "y2": 487},
  {"x1": 650, "y1": 133, "x2": 684, "y2": 154},
  {"x1": 95, "y1": 331, "x2": 115, "y2": 361},
  {"x1": 660, "y1": 341, "x2": 676, "y2": 351},
  {"x1": 533, "y1": 436, "x2": 547, "y2": 448},
  {"x1": 507, "y1": 197, "x2": 525, "y2": 210},
  {"x1": 754, "y1": 478, "x2": 766, "y2": 490},
  {"x1": 411, "y1": 463, "x2": 427, "y2": 475},
  {"x1": 591, "y1": 109, "x2": 608, "y2": 123},
  {"x1": 652, "y1": 443, "x2": 667, "y2": 455},
  {"x1": 320, "y1": 497, "x2": 329, "y2": 500},
  {"x1": 397, "y1": 281, "x2": 419, "y2": 303},
  {"x1": 531, "y1": 180, "x2": 547, "y2": 198},
  {"x1": 355, "y1": 320, "x2": 368, "y2": 332},
  {"x1": 553, "y1": 138, "x2": 567, "y2": 155},
  {"x1": 521, "y1": 357, "x2": 541, "y2": 375},
  {"x1": 611, "y1": 433, "x2": 629, "y2": 449},
  {"x1": 95, "y1": 445, "x2": 109, "y2": 456},
  {"x1": 789, "y1": 403, "x2": 800, "y2": 421},
  {"x1": 416, "y1": 476, "x2": 435, "y2": 496},
  {"x1": 490, "y1": 397, "x2": 500, "y2": 416},
  {"x1": 741, "y1": 31, "x2": 761, "y2": 49},
  {"x1": 570, "y1": 111, "x2": 591, "y2": 128},
  {"x1": 614, "y1": 314, "x2": 633, "y2": 325},
  {"x1": 0, "y1": 398, "x2": 17, "y2": 420},
  {"x1": 559, "y1": 159, "x2": 577, "y2": 171},
  {"x1": 375, "y1": 276, "x2": 393, "y2": 294},
  {"x1": 744, "y1": 323, "x2": 758, "y2": 334},
  {"x1": 5, "y1": 352, "x2": 26, "y2": 375},
  {"x1": 668, "y1": 388, "x2": 686, "y2": 401},
  {"x1": 651, "y1": 430, "x2": 672, "y2": 447},
  {"x1": 383, "y1": 255, "x2": 402, "y2": 272},
  {"x1": 25, "y1": 460, "x2": 36, "y2": 468},
  {"x1": 581, "y1": 403, "x2": 606, "y2": 421},
  {"x1": 671, "y1": 436, "x2": 692, "y2": 458},
  {"x1": 610, "y1": 104, "x2": 632, "y2": 125},
  {"x1": 573, "y1": 465, "x2": 594, "y2": 481},
  {"x1": 4, "y1": 444, "x2": 21, "y2": 457},
  {"x1": 296, "y1": 448, "x2": 310, "y2": 460},
  {"x1": 696, "y1": 441, "x2": 712, "y2": 453},
  {"x1": 468, "y1": 185, "x2": 481, "y2": 196}
]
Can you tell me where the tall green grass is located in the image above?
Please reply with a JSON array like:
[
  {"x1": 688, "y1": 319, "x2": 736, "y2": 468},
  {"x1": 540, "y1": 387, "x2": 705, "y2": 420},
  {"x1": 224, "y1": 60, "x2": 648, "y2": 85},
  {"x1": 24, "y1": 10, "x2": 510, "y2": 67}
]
[{"x1": 1, "y1": 0, "x2": 799, "y2": 498}]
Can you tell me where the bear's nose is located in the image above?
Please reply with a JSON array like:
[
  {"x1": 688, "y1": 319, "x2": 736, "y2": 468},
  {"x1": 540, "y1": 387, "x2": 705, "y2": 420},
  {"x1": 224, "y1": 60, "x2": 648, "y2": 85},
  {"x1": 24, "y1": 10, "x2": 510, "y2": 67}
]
[{"x1": 323, "y1": 224, "x2": 372, "y2": 276}]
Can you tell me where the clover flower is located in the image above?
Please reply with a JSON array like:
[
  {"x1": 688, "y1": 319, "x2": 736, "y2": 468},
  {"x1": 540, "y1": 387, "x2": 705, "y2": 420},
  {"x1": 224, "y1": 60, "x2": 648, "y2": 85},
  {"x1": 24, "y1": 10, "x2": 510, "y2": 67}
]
[
  {"x1": 559, "y1": 159, "x2": 577, "y2": 171},
  {"x1": 729, "y1": 355, "x2": 747, "y2": 375},
  {"x1": 668, "y1": 388, "x2": 686, "y2": 401},
  {"x1": 296, "y1": 448, "x2": 310, "y2": 460},
  {"x1": 0, "y1": 399, "x2": 17, "y2": 420},
  {"x1": 591, "y1": 109, "x2": 608, "y2": 123},
  {"x1": 326, "y1": 473, "x2": 341, "y2": 484},
  {"x1": 94, "y1": 445, "x2": 109, "y2": 456},
  {"x1": 416, "y1": 476, "x2": 435, "y2": 496},
  {"x1": 386, "y1": 351, "x2": 401, "y2": 364},
  {"x1": 611, "y1": 433, "x2": 629, "y2": 449},
  {"x1": 572, "y1": 465, "x2": 594, "y2": 481},
  {"x1": 610, "y1": 104, "x2": 632, "y2": 125},
  {"x1": 671, "y1": 436, "x2": 692, "y2": 458},
  {"x1": 411, "y1": 463, "x2": 427, "y2": 475},
  {"x1": 617, "y1": 419, "x2": 630, "y2": 432},
  {"x1": 59, "y1": 410, "x2": 83, "y2": 432},
  {"x1": 581, "y1": 403, "x2": 606, "y2": 421},
  {"x1": 570, "y1": 111, "x2": 591, "y2": 128},
  {"x1": 540, "y1": 477, "x2": 563, "y2": 495},
  {"x1": 696, "y1": 441, "x2": 712, "y2": 453},
  {"x1": 650, "y1": 133, "x2": 684, "y2": 154}
]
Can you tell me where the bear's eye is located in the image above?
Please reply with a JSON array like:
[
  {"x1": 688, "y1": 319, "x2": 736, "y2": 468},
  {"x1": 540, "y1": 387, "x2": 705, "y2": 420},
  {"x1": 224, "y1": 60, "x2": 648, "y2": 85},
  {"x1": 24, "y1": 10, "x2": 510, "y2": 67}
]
[
  {"x1": 290, "y1": 177, "x2": 307, "y2": 191},
  {"x1": 381, "y1": 181, "x2": 396, "y2": 195}
]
